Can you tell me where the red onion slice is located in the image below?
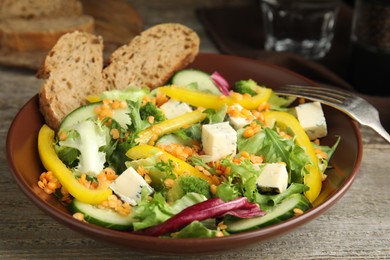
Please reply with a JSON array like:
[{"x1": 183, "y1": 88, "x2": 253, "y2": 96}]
[{"x1": 211, "y1": 71, "x2": 231, "y2": 96}]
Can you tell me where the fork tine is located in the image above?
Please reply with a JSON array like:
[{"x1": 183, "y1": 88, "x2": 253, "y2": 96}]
[
  {"x1": 286, "y1": 85, "x2": 354, "y2": 98},
  {"x1": 284, "y1": 85, "x2": 353, "y2": 100},
  {"x1": 275, "y1": 85, "x2": 347, "y2": 105}
]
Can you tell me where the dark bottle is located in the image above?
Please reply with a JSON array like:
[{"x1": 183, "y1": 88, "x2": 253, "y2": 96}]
[{"x1": 347, "y1": 0, "x2": 390, "y2": 96}]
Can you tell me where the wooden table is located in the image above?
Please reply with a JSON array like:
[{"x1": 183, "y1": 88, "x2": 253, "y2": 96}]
[{"x1": 1, "y1": 0, "x2": 389, "y2": 259}]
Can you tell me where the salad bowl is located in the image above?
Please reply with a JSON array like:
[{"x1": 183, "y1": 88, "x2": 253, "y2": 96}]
[{"x1": 6, "y1": 53, "x2": 363, "y2": 254}]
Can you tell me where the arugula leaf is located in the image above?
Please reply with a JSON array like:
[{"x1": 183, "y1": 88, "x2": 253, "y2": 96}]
[
  {"x1": 313, "y1": 135, "x2": 341, "y2": 173},
  {"x1": 188, "y1": 156, "x2": 217, "y2": 175},
  {"x1": 55, "y1": 146, "x2": 80, "y2": 168},
  {"x1": 263, "y1": 128, "x2": 290, "y2": 164},
  {"x1": 105, "y1": 140, "x2": 134, "y2": 174},
  {"x1": 237, "y1": 127, "x2": 311, "y2": 184}
]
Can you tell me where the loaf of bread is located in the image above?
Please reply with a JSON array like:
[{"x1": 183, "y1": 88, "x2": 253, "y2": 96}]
[
  {"x1": 38, "y1": 23, "x2": 200, "y2": 130},
  {"x1": 0, "y1": 0, "x2": 82, "y2": 19},
  {"x1": 103, "y1": 23, "x2": 200, "y2": 90},
  {"x1": 38, "y1": 31, "x2": 105, "y2": 130},
  {"x1": 0, "y1": 15, "x2": 94, "y2": 52},
  {"x1": 0, "y1": 0, "x2": 94, "y2": 52}
]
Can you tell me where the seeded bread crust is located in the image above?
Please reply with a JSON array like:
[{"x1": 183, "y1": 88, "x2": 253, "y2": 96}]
[
  {"x1": 0, "y1": 15, "x2": 94, "y2": 52},
  {"x1": 102, "y1": 23, "x2": 200, "y2": 90},
  {"x1": 38, "y1": 31, "x2": 105, "y2": 130}
]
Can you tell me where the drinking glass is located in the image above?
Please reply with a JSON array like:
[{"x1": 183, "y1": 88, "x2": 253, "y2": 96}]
[{"x1": 260, "y1": 0, "x2": 341, "y2": 60}]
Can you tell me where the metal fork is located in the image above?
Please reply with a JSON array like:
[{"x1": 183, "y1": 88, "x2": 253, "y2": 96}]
[{"x1": 274, "y1": 85, "x2": 390, "y2": 143}]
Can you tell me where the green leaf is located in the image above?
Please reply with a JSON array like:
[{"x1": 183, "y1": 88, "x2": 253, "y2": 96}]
[
  {"x1": 216, "y1": 158, "x2": 260, "y2": 202},
  {"x1": 132, "y1": 192, "x2": 207, "y2": 230},
  {"x1": 173, "y1": 221, "x2": 219, "y2": 238},
  {"x1": 254, "y1": 183, "x2": 309, "y2": 211},
  {"x1": 237, "y1": 127, "x2": 311, "y2": 184},
  {"x1": 203, "y1": 104, "x2": 228, "y2": 124},
  {"x1": 268, "y1": 92, "x2": 296, "y2": 110}
]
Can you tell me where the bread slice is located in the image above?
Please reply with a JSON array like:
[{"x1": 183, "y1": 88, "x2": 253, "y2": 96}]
[
  {"x1": 38, "y1": 31, "x2": 105, "y2": 130},
  {"x1": 37, "y1": 24, "x2": 200, "y2": 129},
  {"x1": 102, "y1": 23, "x2": 200, "y2": 90},
  {"x1": 0, "y1": 15, "x2": 94, "y2": 52},
  {"x1": 0, "y1": 0, "x2": 82, "y2": 19}
]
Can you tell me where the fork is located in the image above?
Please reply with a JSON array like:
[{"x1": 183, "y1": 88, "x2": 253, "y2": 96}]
[{"x1": 274, "y1": 85, "x2": 390, "y2": 143}]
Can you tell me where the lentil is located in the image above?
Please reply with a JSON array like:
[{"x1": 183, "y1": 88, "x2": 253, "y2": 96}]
[
  {"x1": 99, "y1": 194, "x2": 132, "y2": 216},
  {"x1": 243, "y1": 121, "x2": 262, "y2": 138},
  {"x1": 164, "y1": 178, "x2": 175, "y2": 188},
  {"x1": 293, "y1": 208, "x2": 304, "y2": 216},
  {"x1": 144, "y1": 174, "x2": 152, "y2": 184},
  {"x1": 110, "y1": 128, "x2": 120, "y2": 139},
  {"x1": 73, "y1": 212, "x2": 86, "y2": 222},
  {"x1": 210, "y1": 184, "x2": 217, "y2": 195},
  {"x1": 155, "y1": 91, "x2": 169, "y2": 107},
  {"x1": 58, "y1": 131, "x2": 67, "y2": 141},
  {"x1": 38, "y1": 171, "x2": 61, "y2": 195}
]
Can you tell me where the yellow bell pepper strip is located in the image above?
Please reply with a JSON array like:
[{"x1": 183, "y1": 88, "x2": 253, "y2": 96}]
[
  {"x1": 136, "y1": 109, "x2": 207, "y2": 145},
  {"x1": 262, "y1": 111, "x2": 322, "y2": 203},
  {"x1": 126, "y1": 145, "x2": 219, "y2": 185},
  {"x1": 158, "y1": 86, "x2": 272, "y2": 110},
  {"x1": 38, "y1": 124, "x2": 112, "y2": 204}
]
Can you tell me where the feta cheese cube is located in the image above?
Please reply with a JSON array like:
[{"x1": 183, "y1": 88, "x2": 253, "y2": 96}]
[
  {"x1": 229, "y1": 116, "x2": 250, "y2": 130},
  {"x1": 295, "y1": 101, "x2": 327, "y2": 140},
  {"x1": 228, "y1": 104, "x2": 253, "y2": 129},
  {"x1": 201, "y1": 122, "x2": 237, "y2": 161},
  {"x1": 160, "y1": 99, "x2": 192, "y2": 119},
  {"x1": 256, "y1": 163, "x2": 288, "y2": 193},
  {"x1": 109, "y1": 167, "x2": 153, "y2": 206}
]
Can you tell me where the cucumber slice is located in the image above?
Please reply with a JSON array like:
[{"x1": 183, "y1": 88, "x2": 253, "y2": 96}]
[
  {"x1": 226, "y1": 194, "x2": 310, "y2": 233},
  {"x1": 156, "y1": 133, "x2": 193, "y2": 146},
  {"x1": 60, "y1": 103, "x2": 99, "y2": 130},
  {"x1": 59, "y1": 102, "x2": 131, "y2": 131},
  {"x1": 171, "y1": 69, "x2": 221, "y2": 95},
  {"x1": 69, "y1": 199, "x2": 133, "y2": 230}
]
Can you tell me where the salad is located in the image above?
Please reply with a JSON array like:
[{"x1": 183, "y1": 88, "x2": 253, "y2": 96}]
[{"x1": 37, "y1": 69, "x2": 339, "y2": 238}]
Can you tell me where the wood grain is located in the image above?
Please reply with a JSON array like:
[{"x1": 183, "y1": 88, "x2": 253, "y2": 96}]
[{"x1": 1, "y1": 0, "x2": 389, "y2": 259}]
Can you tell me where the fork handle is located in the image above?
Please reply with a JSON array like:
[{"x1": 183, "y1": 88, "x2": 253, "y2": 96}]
[{"x1": 370, "y1": 123, "x2": 390, "y2": 144}]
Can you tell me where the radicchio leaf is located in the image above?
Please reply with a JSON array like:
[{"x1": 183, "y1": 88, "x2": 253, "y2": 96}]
[{"x1": 133, "y1": 197, "x2": 265, "y2": 236}]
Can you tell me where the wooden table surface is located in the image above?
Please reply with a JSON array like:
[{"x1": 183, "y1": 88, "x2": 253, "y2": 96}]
[{"x1": 1, "y1": 0, "x2": 389, "y2": 259}]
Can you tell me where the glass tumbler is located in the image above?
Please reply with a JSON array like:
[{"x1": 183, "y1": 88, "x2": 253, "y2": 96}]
[{"x1": 260, "y1": 0, "x2": 341, "y2": 60}]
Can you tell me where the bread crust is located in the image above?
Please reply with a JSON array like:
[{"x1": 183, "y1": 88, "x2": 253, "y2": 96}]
[
  {"x1": 102, "y1": 23, "x2": 200, "y2": 90},
  {"x1": 38, "y1": 31, "x2": 105, "y2": 130}
]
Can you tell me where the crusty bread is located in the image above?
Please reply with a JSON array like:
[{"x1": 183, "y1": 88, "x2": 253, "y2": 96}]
[
  {"x1": 38, "y1": 31, "x2": 105, "y2": 130},
  {"x1": 102, "y1": 23, "x2": 200, "y2": 90},
  {"x1": 0, "y1": 0, "x2": 82, "y2": 19},
  {"x1": 38, "y1": 23, "x2": 200, "y2": 129},
  {"x1": 0, "y1": 15, "x2": 94, "y2": 52}
]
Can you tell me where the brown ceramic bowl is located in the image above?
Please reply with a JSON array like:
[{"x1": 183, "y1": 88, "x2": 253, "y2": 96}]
[{"x1": 6, "y1": 53, "x2": 363, "y2": 254}]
